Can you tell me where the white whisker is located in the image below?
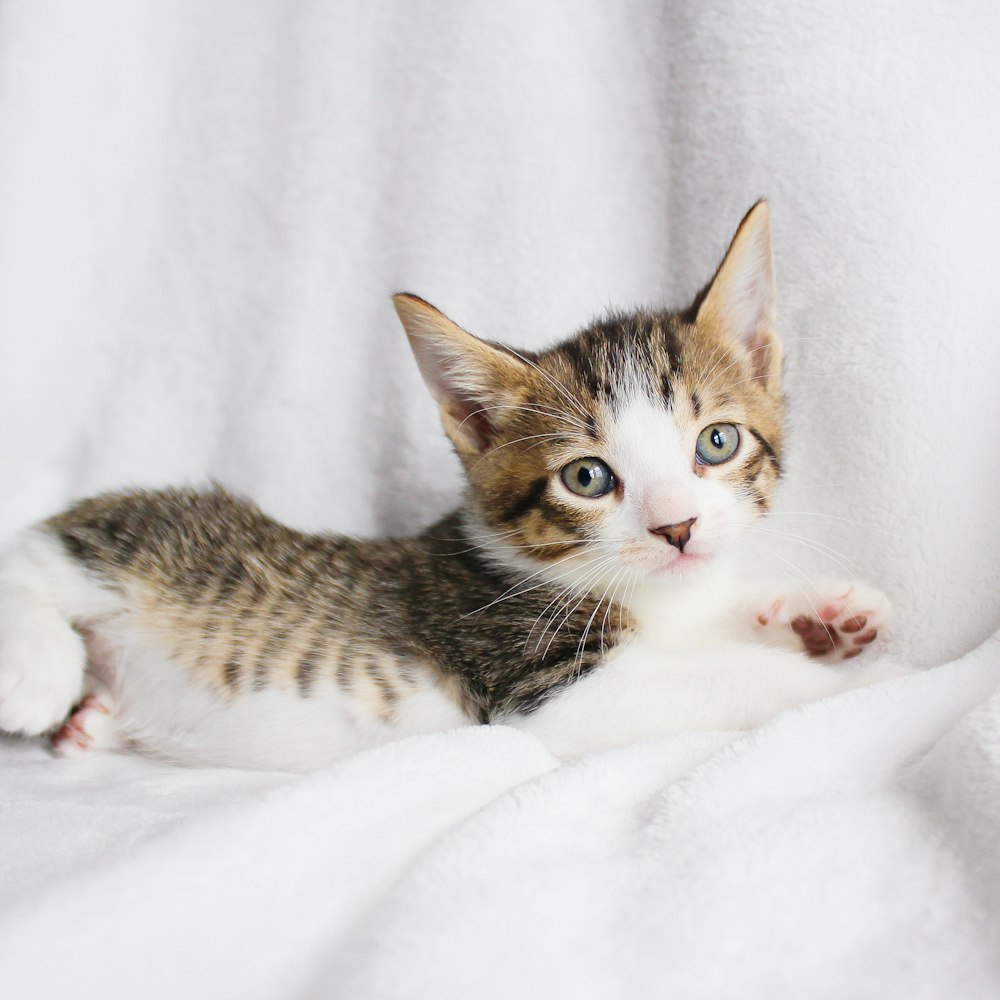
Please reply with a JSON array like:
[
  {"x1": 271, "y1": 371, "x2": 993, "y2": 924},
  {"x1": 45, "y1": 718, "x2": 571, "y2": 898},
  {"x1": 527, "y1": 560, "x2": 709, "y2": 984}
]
[{"x1": 502, "y1": 347, "x2": 595, "y2": 423}]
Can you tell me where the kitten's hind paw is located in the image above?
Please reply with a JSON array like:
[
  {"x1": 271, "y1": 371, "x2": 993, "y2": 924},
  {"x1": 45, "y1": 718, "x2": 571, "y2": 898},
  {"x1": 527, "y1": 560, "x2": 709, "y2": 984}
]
[
  {"x1": 753, "y1": 581, "x2": 891, "y2": 663},
  {"x1": 52, "y1": 691, "x2": 120, "y2": 758},
  {"x1": 0, "y1": 594, "x2": 87, "y2": 735}
]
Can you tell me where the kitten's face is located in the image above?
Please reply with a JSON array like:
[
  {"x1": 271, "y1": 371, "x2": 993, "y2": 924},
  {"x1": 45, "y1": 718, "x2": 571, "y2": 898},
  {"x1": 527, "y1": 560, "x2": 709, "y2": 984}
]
[{"x1": 396, "y1": 202, "x2": 783, "y2": 596}]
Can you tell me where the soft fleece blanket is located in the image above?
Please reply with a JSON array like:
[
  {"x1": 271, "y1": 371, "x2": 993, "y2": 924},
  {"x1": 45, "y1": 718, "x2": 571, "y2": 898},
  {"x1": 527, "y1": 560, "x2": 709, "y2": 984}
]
[{"x1": 1, "y1": 1, "x2": 999, "y2": 997}]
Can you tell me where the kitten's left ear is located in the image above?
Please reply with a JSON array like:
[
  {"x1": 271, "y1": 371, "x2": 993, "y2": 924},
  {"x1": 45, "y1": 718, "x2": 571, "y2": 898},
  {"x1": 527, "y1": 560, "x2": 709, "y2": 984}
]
[
  {"x1": 393, "y1": 293, "x2": 531, "y2": 458},
  {"x1": 695, "y1": 201, "x2": 781, "y2": 391}
]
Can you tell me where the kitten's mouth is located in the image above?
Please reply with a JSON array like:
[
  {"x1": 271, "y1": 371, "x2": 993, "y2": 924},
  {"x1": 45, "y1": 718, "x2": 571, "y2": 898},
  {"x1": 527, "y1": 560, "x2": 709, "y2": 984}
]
[
  {"x1": 650, "y1": 549, "x2": 709, "y2": 576},
  {"x1": 622, "y1": 543, "x2": 712, "y2": 577}
]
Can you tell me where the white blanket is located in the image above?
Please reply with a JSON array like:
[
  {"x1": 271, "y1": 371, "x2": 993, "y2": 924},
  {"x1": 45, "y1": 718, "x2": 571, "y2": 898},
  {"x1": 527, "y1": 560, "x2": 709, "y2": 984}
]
[{"x1": 1, "y1": 1, "x2": 999, "y2": 996}]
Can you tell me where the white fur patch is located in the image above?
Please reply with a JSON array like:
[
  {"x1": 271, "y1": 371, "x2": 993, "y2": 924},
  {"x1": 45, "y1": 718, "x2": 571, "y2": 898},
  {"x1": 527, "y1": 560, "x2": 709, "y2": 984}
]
[{"x1": 87, "y1": 616, "x2": 467, "y2": 770}]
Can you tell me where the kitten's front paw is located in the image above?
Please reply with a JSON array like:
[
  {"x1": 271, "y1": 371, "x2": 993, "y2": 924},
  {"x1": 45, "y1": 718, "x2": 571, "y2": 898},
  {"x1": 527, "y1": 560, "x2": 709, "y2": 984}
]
[{"x1": 753, "y1": 581, "x2": 890, "y2": 663}]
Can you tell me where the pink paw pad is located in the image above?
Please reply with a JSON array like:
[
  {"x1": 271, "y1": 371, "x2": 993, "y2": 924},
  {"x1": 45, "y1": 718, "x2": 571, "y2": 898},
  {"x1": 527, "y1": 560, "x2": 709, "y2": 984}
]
[
  {"x1": 51, "y1": 693, "x2": 118, "y2": 757},
  {"x1": 755, "y1": 583, "x2": 891, "y2": 665},
  {"x1": 795, "y1": 588, "x2": 888, "y2": 662}
]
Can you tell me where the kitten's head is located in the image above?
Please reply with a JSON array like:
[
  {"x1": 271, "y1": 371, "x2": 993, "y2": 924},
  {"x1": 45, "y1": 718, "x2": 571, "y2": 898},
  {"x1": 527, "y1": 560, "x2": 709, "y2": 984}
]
[{"x1": 394, "y1": 202, "x2": 782, "y2": 596}]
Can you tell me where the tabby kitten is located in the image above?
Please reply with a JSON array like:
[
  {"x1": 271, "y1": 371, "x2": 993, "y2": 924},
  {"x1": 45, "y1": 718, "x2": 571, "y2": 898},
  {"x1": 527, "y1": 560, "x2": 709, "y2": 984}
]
[{"x1": 0, "y1": 203, "x2": 902, "y2": 769}]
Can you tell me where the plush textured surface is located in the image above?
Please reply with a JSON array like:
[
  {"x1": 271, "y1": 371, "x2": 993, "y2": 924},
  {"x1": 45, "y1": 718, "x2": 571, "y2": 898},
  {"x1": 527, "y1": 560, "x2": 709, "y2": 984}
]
[{"x1": 1, "y1": 1, "x2": 999, "y2": 996}]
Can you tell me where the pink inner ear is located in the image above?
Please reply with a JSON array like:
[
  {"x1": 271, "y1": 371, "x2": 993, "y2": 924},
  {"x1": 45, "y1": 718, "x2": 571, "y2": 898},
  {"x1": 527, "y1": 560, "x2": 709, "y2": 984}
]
[
  {"x1": 446, "y1": 396, "x2": 497, "y2": 452},
  {"x1": 745, "y1": 329, "x2": 771, "y2": 376},
  {"x1": 743, "y1": 327, "x2": 780, "y2": 387}
]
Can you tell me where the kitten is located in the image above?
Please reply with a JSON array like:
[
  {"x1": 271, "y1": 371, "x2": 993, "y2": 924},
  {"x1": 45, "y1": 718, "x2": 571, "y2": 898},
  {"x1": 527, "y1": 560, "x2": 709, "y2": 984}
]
[{"x1": 0, "y1": 203, "x2": 903, "y2": 770}]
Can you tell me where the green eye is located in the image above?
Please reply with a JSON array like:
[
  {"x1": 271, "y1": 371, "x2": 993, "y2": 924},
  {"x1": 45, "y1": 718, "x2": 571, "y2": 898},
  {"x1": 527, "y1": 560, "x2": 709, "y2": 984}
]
[
  {"x1": 560, "y1": 458, "x2": 616, "y2": 498},
  {"x1": 695, "y1": 424, "x2": 740, "y2": 465}
]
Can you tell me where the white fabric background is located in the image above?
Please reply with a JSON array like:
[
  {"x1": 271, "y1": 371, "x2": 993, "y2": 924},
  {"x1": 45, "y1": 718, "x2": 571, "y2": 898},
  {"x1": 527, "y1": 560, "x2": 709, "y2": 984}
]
[{"x1": 1, "y1": 2, "x2": 999, "y2": 997}]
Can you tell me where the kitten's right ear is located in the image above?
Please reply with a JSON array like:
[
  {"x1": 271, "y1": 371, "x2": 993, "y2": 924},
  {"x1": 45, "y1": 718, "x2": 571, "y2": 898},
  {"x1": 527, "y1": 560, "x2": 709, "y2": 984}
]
[
  {"x1": 393, "y1": 293, "x2": 529, "y2": 456},
  {"x1": 694, "y1": 201, "x2": 782, "y2": 392}
]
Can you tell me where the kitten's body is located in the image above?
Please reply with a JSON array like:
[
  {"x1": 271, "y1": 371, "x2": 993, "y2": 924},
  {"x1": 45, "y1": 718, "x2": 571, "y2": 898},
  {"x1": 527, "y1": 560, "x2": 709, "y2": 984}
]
[{"x1": 0, "y1": 204, "x2": 905, "y2": 769}]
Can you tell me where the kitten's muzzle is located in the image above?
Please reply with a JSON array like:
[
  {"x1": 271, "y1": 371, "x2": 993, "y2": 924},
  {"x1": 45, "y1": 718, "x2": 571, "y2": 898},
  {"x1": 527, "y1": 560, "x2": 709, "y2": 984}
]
[{"x1": 649, "y1": 518, "x2": 697, "y2": 553}]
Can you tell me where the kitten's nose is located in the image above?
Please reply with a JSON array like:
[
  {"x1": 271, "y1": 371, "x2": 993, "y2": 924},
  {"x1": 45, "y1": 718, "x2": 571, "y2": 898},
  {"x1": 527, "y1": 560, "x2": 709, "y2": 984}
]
[{"x1": 650, "y1": 517, "x2": 697, "y2": 552}]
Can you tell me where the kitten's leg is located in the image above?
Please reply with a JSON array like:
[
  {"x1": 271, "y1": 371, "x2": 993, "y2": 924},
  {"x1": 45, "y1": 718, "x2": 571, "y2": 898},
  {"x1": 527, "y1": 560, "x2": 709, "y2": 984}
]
[
  {"x1": 511, "y1": 637, "x2": 885, "y2": 759},
  {"x1": 746, "y1": 580, "x2": 891, "y2": 663},
  {"x1": 0, "y1": 527, "x2": 121, "y2": 736}
]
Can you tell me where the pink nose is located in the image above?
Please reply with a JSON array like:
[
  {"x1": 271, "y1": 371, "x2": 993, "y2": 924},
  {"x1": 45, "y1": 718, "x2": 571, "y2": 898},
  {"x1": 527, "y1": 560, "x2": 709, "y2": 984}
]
[{"x1": 650, "y1": 517, "x2": 697, "y2": 552}]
